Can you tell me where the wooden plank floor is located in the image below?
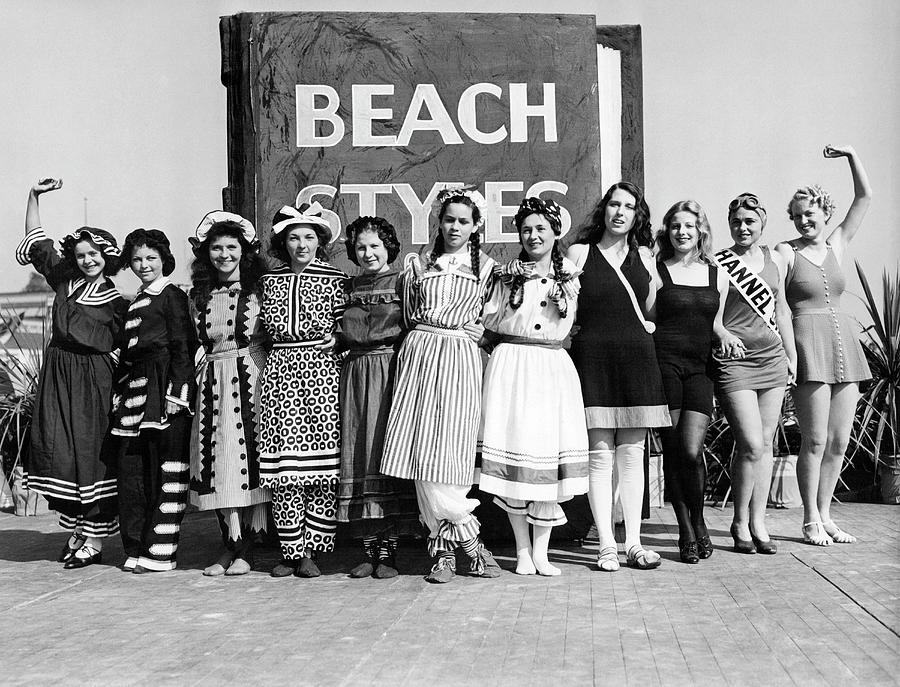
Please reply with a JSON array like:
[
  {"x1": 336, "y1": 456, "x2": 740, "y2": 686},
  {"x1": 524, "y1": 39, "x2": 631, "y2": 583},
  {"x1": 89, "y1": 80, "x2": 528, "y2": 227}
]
[{"x1": 1, "y1": 502, "x2": 897, "y2": 686}]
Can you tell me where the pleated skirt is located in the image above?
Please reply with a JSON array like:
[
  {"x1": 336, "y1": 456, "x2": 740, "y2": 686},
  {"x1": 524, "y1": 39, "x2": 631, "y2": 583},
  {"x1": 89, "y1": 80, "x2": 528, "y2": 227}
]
[{"x1": 380, "y1": 328, "x2": 481, "y2": 487}]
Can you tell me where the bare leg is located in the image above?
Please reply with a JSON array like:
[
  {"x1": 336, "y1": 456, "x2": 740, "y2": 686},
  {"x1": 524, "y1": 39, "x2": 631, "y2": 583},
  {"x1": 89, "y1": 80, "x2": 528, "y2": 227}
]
[
  {"x1": 720, "y1": 389, "x2": 768, "y2": 541},
  {"x1": 794, "y1": 382, "x2": 835, "y2": 544},
  {"x1": 749, "y1": 387, "x2": 785, "y2": 542},
  {"x1": 820, "y1": 383, "x2": 860, "y2": 542}
]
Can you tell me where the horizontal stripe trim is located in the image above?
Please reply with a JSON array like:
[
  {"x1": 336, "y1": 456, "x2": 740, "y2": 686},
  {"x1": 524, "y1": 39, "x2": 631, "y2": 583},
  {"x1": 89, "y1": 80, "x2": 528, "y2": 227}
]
[
  {"x1": 159, "y1": 502, "x2": 187, "y2": 514},
  {"x1": 480, "y1": 446, "x2": 589, "y2": 462},
  {"x1": 15, "y1": 227, "x2": 49, "y2": 265},
  {"x1": 479, "y1": 476, "x2": 568, "y2": 502},
  {"x1": 135, "y1": 557, "x2": 176, "y2": 571},
  {"x1": 148, "y1": 543, "x2": 177, "y2": 557},
  {"x1": 153, "y1": 523, "x2": 179, "y2": 535},
  {"x1": 25, "y1": 477, "x2": 117, "y2": 502},
  {"x1": 480, "y1": 459, "x2": 589, "y2": 484}
]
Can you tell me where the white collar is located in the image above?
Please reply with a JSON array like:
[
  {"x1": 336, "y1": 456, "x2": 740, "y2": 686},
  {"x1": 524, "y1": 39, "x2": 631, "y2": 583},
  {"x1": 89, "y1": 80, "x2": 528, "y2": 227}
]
[{"x1": 139, "y1": 275, "x2": 171, "y2": 295}]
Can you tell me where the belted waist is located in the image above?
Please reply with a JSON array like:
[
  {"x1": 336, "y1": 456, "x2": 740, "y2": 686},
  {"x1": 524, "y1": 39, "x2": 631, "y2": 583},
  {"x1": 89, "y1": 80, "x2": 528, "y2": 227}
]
[
  {"x1": 413, "y1": 324, "x2": 468, "y2": 338},
  {"x1": 497, "y1": 335, "x2": 563, "y2": 349},
  {"x1": 272, "y1": 339, "x2": 327, "y2": 349},
  {"x1": 49, "y1": 340, "x2": 111, "y2": 356},
  {"x1": 205, "y1": 344, "x2": 265, "y2": 361},
  {"x1": 347, "y1": 344, "x2": 397, "y2": 358},
  {"x1": 792, "y1": 308, "x2": 847, "y2": 317}
]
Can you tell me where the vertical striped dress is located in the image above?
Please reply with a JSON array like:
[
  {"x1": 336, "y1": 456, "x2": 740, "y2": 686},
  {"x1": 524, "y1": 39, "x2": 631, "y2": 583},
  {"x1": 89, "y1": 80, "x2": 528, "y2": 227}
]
[{"x1": 380, "y1": 251, "x2": 496, "y2": 487}]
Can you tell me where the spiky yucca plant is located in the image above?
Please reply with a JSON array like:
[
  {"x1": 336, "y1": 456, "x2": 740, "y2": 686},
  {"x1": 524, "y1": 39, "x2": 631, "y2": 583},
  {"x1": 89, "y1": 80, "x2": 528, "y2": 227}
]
[
  {"x1": 0, "y1": 303, "x2": 50, "y2": 502},
  {"x1": 849, "y1": 263, "x2": 899, "y2": 475}
]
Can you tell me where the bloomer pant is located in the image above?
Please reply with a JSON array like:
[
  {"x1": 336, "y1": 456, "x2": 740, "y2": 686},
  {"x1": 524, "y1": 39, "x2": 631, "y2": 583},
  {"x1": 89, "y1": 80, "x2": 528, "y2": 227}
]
[
  {"x1": 415, "y1": 481, "x2": 481, "y2": 556},
  {"x1": 491, "y1": 495, "x2": 567, "y2": 527},
  {"x1": 271, "y1": 483, "x2": 337, "y2": 559},
  {"x1": 117, "y1": 416, "x2": 192, "y2": 571}
]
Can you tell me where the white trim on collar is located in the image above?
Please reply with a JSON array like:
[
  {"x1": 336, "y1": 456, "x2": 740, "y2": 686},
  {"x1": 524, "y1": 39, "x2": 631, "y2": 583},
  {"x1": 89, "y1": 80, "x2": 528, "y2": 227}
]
[{"x1": 139, "y1": 275, "x2": 171, "y2": 295}]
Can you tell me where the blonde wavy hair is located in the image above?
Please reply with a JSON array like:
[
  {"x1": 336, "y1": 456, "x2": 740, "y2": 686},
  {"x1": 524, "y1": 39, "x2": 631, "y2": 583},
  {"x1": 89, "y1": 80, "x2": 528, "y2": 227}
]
[
  {"x1": 656, "y1": 200, "x2": 714, "y2": 263},
  {"x1": 787, "y1": 184, "x2": 836, "y2": 221}
]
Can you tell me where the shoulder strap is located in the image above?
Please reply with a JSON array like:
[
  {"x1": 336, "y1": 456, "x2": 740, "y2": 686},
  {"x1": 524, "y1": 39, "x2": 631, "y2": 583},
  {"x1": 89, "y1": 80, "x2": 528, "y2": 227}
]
[
  {"x1": 608, "y1": 258, "x2": 655, "y2": 334},
  {"x1": 658, "y1": 261, "x2": 672, "y2": 286},
  {"x1": 713, "y1": 248, "x2": 780, "y2": 339}
]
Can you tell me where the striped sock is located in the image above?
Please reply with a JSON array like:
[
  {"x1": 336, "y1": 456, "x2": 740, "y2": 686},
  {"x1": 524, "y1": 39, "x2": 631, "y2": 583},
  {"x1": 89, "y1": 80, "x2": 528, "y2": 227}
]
[
  {"x1": 379, "y1": 534, "x2": 398, "y2": 560},
  {"x1": 362, "y1": 535, "x2": 378, "y2": 560},
  {"x1": 460, "y1": 537, "x2": 481, "y2": 559}
]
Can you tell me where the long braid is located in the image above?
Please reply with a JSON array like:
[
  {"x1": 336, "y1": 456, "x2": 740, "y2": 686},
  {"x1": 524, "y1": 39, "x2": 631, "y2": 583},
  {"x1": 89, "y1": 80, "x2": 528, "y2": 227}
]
[
  {"x1": 550, "y1": 242, "x2": 568, "y2": 318},
  {"x1": 469, "y1": 231, "x2": 481, "y2": 277},
  {"x1": 508, "y1": 248, "x2": 529, "y2": 310},
  {"x1": 425, "y1": 234, "x2": 444, "y2": 271}
]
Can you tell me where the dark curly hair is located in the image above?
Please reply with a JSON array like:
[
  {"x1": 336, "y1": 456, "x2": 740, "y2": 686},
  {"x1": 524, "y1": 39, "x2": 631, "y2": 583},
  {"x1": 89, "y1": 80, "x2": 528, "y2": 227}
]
[
  {"x1": 122, "y1": 228, "x2": 176, "y2": 276},
  {"x1": 573, "y1": 181, "x2": 652, "y2": 267},
  {"x1": 268, "y1": 204, "x2": 331, "y2": 264},
  {"x1": 189, "y1": 222, "x2": 266, "y2": 310},
  {"x1": 424, "y1": 192, "x2": 482, "y2": 275},
  {"x1": 344, "y1": 216, "x2": 401, "y2": 266},
  {"x1": 59, "y1": 227, "x2": 123, "y2": 279}
]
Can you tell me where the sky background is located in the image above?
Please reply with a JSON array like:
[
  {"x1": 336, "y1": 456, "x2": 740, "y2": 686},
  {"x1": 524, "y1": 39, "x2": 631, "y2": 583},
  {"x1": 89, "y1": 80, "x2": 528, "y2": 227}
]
[{"x1": 1, "y1": 1, "x2": 897, "y2": 320}]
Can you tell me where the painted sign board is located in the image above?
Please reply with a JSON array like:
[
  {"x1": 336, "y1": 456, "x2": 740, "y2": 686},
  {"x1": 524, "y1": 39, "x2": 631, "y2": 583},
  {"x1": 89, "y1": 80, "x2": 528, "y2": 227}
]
[{"x1": 220, "y1": 12, "x2": 643, "y2": 272}]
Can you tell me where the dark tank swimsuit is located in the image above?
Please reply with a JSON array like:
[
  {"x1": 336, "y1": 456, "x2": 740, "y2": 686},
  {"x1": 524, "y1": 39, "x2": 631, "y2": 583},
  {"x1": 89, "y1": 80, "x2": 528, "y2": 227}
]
[{"x1": 653, "y1": 262, "x2": 720, "y2": 416}]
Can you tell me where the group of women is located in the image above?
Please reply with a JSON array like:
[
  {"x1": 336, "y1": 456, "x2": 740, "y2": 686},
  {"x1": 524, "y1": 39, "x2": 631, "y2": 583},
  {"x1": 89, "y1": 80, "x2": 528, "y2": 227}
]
[{"x1": 17, "y1": 143, "x2": 871, "y2": 580}]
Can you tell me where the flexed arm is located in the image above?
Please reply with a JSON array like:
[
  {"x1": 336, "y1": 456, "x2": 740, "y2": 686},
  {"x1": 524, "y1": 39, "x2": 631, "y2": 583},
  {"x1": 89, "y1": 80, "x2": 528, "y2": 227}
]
[
  {"x1": 17, "y1": 178, "x2": 65, "y2": 287},
  {"x1": 825, "y1": 145, "x2": 872, "y2": 249},
  {"x1": 25, "y1": 178, "x2": 63, "y2": 234}
]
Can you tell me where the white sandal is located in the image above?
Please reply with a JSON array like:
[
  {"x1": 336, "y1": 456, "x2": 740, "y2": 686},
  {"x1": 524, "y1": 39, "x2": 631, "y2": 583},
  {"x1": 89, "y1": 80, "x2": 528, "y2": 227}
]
[
  {"x1": 802, "y1": 522, "x2": 833, "y2": 546},
  {"x1": 597, "y1": 545, "x2": 620, "y2": 572},
  {"x1": 822, "y1": 520, "x2": 856, "y2": 544}
]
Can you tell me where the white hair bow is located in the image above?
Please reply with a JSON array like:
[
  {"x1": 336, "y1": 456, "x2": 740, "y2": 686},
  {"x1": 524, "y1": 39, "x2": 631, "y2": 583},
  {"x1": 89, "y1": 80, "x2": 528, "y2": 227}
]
[{"x1": 272, "y1": 202, "x2": 337, "y2": 243}]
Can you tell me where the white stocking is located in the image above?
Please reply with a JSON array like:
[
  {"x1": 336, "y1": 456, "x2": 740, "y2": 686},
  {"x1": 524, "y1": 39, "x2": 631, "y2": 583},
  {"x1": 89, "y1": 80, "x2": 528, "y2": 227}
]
[
  {"x1": 616, "y1": 441, "x2": 646, "y2": 551},
  {"x1": 588, "y1": 449, "x2": 615, "y2": 549}
]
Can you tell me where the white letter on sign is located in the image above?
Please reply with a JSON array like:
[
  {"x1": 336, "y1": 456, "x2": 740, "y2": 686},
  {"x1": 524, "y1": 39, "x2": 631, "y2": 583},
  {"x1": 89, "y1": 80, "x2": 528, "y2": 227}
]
[
  {"x1": 295, "y1": 184, "x2": 342, "y2": 236},
  {"x1": 396, "y1": 84, "x2": 464, "y2": 146},
  {"x1": 508, "y1": 83, "x2": 558, "y2": 143},
  {"x1": 351, "y1": 85, "x2": 397, "y2": 147},
  {"x1": 483, "y1": 181, "x2": 523, "y2": 243},
  {"x1": 341, "y1": 184, "x2": 394, "y2": 217},
  {"x1": 296, "y1": 85, "x2": 345, "y2": 148},
  {"x1": 457, "y1": 84, "x2": 507, "y2": 145},
  {"x1": 526, "y1": 181, "x2": 571, "y2": 236},
  {"x1": 394, "y1": 182, "x2": 463, "y2": 245}
]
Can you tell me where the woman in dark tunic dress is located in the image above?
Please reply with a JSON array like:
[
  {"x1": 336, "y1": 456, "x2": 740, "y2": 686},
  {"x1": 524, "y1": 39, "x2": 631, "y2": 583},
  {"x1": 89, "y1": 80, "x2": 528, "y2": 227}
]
[
  {"x1": 15, "y1": 178, "x2": 127, "y2": 569},
  {"x1": 337, "y1": 216, "x2": 419, "y2": 579},
  {"x1": 567, "y1": 182, "x2": 671, "y2": 572}
]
